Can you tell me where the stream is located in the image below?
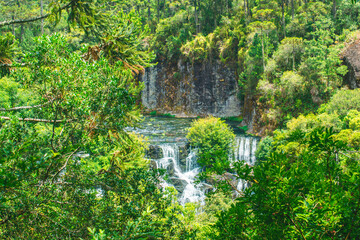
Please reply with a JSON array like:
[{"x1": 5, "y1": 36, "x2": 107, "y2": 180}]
[{"x1": 129, "y1": 116, "x2": 258, "y2": 205}]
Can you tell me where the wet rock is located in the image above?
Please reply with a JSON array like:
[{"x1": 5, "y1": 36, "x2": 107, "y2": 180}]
[
  {"x1": 178, "y1": 143, "x2": 189, "y2": 172},
  {"x1": 200, "y1": 182, "x2": 214, "y2": 194},
  {"x1": 166, "y1": 161, "x2": 175, "y2": 176},
  {"x1": 206, "y1": 172, "x2": 238, "y2": 190},
  {"x1": 168, "y1": 177, "x2": 188, "y2": 194},
  {"x1": 149, "y1": 160, "x2": 157, "y2": 170},
  {"x1": 147, "y1": 145, "x2": 163, "y2": 159}
]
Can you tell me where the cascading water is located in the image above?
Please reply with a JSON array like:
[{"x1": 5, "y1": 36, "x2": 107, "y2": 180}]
[
  {"x1": 156, "y1": 144, "x2": 206, "y2": 205},
  {"x1": 186, "y1": 150, "x2": 197, "y2": 172},
  {"x1": 130, "y1": 117, "x2": 259, "y2": 204},
  {"x1": 233, "y1": 136, "x2": 258, "y2": 193},
  {"x1": 234, "y1": 136, "x2": 257, "y2": 164}
]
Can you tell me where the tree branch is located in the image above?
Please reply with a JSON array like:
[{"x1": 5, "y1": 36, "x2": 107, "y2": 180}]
[
  {"x1": 0, "y1": 63, "x2": 27, "y2": 68},
  {"x1": 0, "y1": 102, "x2": 51, "y2": 112},
  {"x1": 0, "y1": 116, "x2": 71, "y2": 123},
  {"x1": 286, "y1": 214, "x2": 307, "y2": 240},
  {"x1": 0, "y1": 0, "x2": 75, "y2": 27},
  {"x1": 51, "y1": 147, "x2": 80, "y2": 183}
]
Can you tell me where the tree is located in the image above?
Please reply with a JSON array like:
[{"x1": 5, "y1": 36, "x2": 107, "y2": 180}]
[
  {"x1": 187, "y1": 117, "x2": 235, "y2": 176},
  {"x1": 248, "y1": 20, "x2": 276, "y2": 74},
  {"x1": 215, "y1": 126, "x2": 360, "y2": 239},
  {"x1": 0, "y1": 10, "x2": 181, "y2": 238}
]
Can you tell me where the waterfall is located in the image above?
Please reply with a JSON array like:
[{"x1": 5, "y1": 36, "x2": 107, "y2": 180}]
[
  {"x1": 236, "y1": 179, "x2": 248, "y2": 193},
  {"x1": 186, "y1": 150, "x2": 197, "y2": 172},
  {"x1": 157, "y1": 144, "x2": 178, "y2": 169},
  {"x1": 234, "y1": 136, "x2": 258, "y2": 193},
  {"x1": 156, "y1": 144, "x2": 206, "y2": 205},
  {"x1": 149, "y1": 136, "x2": 258, "y2": 204},
  {"x1": 251, "y1": 138, "x2": 257, "y2": 164},
  {"x1": 234, "y1": 136, "x2": 257, "y2": 165}
]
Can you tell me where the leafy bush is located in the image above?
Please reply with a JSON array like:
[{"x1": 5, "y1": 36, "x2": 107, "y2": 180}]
[
  {"x1": 349, "y1": 117, "x2": 360, "y2": 130},
  {"x1": 216, "y1": 127, "x2": 360, "y2": 239},
  {"x1": 181, "y1": 34, "x2": 213, "y2": 62},
  {"x1": 255, "y1": 136, "x2": 273, "y2": 162},
  {"x1": 187, "y1": 117, "x2": 235, "y2": 175},
  {"x1": 0, "y1": 33, "x2": 19, "y2": 76},
  {"x1": 0, "y1": 77, "x2": 37, "y2": 110},
  {"x1": 152, "y1": 10, "x2": 194, "y2": 61},
  {"x1": 286, "y1": 113, "x2": 343, "y2": 133},
  {"x1": 323, "y1": 89, "x2": 360, "y2": 118}
]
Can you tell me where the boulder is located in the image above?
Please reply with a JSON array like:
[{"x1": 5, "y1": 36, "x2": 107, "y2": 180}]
[
  {"x1": 149, "y1": 160, "x2": 157, "y2": 170},
  {"x1": 166, "y1": 161, "x2": 176, "y2": 176},
  {"x1": 342, "y1": 37, "x2": 360, "y2": 89},
  {"x1": 147, "y1": 145, "x2": 163, "y2": 159},
  {"x1": 178, "y1": 143, "x2": 189, "y2": 172},
  {"x1": 167, "y1": 177, "x2": 188, "y2": 194}
]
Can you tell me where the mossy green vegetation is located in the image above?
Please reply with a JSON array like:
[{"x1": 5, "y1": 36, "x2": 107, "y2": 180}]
[
  {"x1": 221, "y1": 116, "x2": 243, "y2": 122},
  {"x1": 148, "y1": 110, "x2": 176, "y2": 118}
]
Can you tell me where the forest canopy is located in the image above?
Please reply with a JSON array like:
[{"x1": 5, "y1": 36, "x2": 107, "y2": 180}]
[{"x1": 1, "y1": 0, "x2": 360, "y2": 239}]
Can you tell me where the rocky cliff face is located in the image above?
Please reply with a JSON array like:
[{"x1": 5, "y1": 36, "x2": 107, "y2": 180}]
[
  {"x1": 141, "y1": 60, "x2": 241, "y2": 117},
  {"x1": 342, "y1": 38, "x2": 360, "y2": 89}
]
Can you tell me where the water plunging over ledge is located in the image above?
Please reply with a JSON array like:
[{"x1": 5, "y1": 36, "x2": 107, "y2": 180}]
[{"x1": 128, "y1": 116, "x2": 259, "y2": 204}]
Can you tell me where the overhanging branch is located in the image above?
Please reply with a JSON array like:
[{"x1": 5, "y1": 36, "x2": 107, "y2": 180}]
[
  {"x1": 0, "y1": 63, "x2": 27, "y2": 68},
  {"x1": 0, "y1": 102, "x2": 51, "y2": 112},
  {"x1": 1, "y1": 116, "x2": 72, "y2": 123},
  {"x1": 0, "y1": 0, "x2": 75, "y2": 27}
]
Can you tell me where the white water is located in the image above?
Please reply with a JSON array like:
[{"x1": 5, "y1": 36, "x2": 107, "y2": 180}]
[
  {"x1": 234, "y1": 136, "x2": 257, "y2": 164},
  {"x1": 155, "y1": 144, "x2": 205, "y2": 205},
  {"x1": 233, "y1": 136, "x2": 258, "y2": 193},
  {"x1": 151, "y1": 136, "x2": 258, "y2": 204}
]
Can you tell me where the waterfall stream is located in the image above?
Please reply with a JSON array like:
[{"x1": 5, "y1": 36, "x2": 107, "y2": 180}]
[
  {"x1": 150, "y1": 136, "x2": 258, "y2": 205},
  {"x1": 156, "y1": 144, "x2": 205, "y2": 205},
  {"x1": 129, "y1": 117, "x2": 259, "y2": 205}
]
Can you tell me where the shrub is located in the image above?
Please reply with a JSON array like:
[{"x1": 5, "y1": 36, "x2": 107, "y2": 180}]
[
  {"x1": 349, "y1": 117, "x2": 360, "y2": 130},
  {"x1": 323, "y1": 89, "x2": 360, "y2": 118},
  {"x1": 187, "y1": 117, "x2": 235, "y2": 174},
  {"x1": 286, "y1": 113, "x2": 342, "y2": 133},
  {"x1": 255, "y1": 136, "x2": 273, "y2": 162}
]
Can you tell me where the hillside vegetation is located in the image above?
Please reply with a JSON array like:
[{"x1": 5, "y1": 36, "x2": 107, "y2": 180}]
[{"x1": 1, "y1": 0, "x2": 360, "y2": 239}]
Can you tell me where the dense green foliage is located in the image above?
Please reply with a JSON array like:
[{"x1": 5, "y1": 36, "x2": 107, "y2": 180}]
[
  {"x1": 1, "y1": 0, "x2": 360, "y2": 239},
  {"x1": 187, "y1": 117, "x2": 235, "y2": 175},
  {"x1": 213, "y1": 92, "x2": 360, "y2": 239},
  {"x1": 0, "y1": 7, "x2": 185, "y2": 239}
]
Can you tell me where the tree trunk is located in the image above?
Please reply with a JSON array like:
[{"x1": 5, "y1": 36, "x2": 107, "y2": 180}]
[
  {"x1": 20, "y1": 25, "x2": 24, "y2": 43},
  {"x1": 332, "y1": 0, "x2": 336, "y2": 18},
  {"x1": 281, "y1": 0, "x2": 285, "y2": 38},
  {"x1": 261, "y1": 32, "x2": 266, "y2": 75},
  {"x1": 227, "y1": 0, "x2": 229, "y2": 17},
  {"x1": 12, "y1": 15, "x2": 15, "y2": 36},
  {"x1": 292, "y1": 44, "x2": 295, "y2": 70},
  {"x1": 194, "y1": 0, "x2": 199, "y2": 34},
  {"x1": 41, "y1": 0, "x2": 44, "y2": 34},
  {"x1": 148, "y1": 0, "x2": 151, "y2": 24},
  {"x1": 246, "y1": 0, "x2": 252, "y2": 17},
  {"x1": 244, "y1": 0, "x2": 247, "y2": 16},
  {"x1": 157, "y1": 0, "x2": 160, "y2": 23},
  {"x1": 291, "y1": 0, "x2": 294, "y2": 20},
  {"x1": 213, "y1": 1, "x2": 217, "y2": 29}
]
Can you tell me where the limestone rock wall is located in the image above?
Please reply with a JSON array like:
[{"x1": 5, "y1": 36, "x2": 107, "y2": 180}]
[{"x1": 141, "y1": 60, "x2": 241, "y2": 117}]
